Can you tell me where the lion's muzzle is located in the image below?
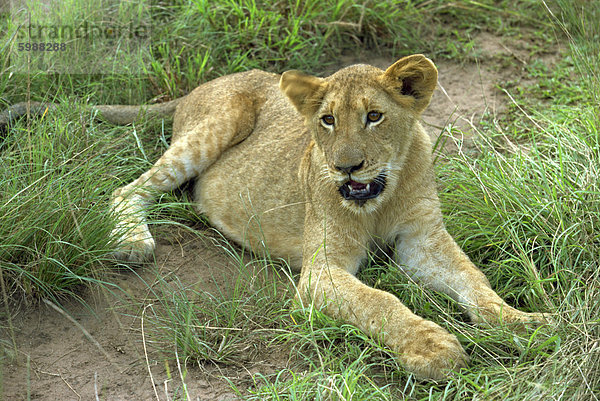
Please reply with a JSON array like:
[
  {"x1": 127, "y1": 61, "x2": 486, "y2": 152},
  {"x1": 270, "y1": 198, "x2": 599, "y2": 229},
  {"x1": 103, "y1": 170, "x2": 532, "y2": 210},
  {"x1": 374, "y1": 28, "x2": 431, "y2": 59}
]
[{"x1": 338, "y1": 172, "x2": 387, "y2": 205}]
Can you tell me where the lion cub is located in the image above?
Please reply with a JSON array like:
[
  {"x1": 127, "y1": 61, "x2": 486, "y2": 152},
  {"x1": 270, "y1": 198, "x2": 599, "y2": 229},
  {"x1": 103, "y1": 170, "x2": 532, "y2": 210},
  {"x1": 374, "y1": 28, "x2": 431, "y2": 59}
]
[{"x1": 111, "y1": 55, "x2": 546, "y2": 380}]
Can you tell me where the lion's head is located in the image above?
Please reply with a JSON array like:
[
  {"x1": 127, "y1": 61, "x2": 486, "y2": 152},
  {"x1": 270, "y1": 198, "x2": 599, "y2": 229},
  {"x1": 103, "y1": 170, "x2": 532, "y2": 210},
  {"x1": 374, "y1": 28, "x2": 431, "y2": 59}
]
[{"x1": 280, "y1": 54, "x2": 437, "y2": 213}]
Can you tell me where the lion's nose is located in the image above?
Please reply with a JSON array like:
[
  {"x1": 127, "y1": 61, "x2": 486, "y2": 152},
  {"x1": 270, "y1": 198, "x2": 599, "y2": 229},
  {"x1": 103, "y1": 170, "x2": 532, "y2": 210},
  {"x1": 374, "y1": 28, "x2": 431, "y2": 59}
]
[{"x1": 334, "y1": 160, "x2": 364, "y2": 174}]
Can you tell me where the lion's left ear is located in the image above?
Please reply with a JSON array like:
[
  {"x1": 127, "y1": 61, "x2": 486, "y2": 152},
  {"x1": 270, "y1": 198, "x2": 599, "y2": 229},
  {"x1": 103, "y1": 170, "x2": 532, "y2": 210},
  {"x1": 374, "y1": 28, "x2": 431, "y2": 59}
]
[
  {"x1": 380, "y1": 54, "x2": 438, "y2": 113},
  {"x1": 280, "y1": 70, "x2": 326, "y2": 117}
]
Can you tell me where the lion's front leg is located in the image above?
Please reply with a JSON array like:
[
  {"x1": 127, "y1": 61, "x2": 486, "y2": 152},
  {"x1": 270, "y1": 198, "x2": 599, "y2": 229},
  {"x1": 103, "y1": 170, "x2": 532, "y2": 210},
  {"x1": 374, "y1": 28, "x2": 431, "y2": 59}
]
[
  {"x1": 299, "y1": 214, "x2": 468, "y2": 380},
  {"x1": 394, "y1": 219, "x2": 547, "y2": 326}
]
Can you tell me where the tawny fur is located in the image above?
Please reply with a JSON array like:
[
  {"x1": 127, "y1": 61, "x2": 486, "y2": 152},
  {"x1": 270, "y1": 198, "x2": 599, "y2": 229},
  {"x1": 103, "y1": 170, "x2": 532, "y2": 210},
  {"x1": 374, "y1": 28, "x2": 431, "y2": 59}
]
[{"x1": 110, "y1": 55, "x2": 547, "y2": 380}]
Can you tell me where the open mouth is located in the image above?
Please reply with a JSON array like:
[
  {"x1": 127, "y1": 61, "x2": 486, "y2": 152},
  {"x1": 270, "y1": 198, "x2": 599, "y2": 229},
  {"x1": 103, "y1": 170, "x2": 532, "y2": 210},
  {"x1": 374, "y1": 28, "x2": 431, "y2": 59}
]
[{"x1": 338, "y1": 173, "x2": 386, "y2": 204}]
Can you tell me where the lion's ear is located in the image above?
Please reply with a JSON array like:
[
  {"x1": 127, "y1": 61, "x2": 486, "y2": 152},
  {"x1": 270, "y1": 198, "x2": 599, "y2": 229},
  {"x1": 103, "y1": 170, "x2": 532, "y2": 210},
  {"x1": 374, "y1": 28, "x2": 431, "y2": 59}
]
[
  {"x1": 381, "y1": 54, "x2": 438, "y2": 113},
  {"x1": 280, "y1": 70, "x2": 326, "y2": 117}
]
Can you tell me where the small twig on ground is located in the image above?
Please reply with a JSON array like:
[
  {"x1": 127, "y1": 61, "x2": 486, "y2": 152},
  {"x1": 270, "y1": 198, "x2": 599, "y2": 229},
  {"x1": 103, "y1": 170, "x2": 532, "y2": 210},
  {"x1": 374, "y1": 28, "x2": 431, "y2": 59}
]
[
  {"x1": 43, "y1": 299, "x2": 114, "y2": 365},
  {"x1": 175, "y1": 346, "x2": 191, "y2": 401},
  {"x1": 94, "y1": 372, "x2": 100, "y2": 401},
  {"x1": 142, "y1": 304, "x2": 161, "y2": 401},
  {"x1": 36, "y1": 369, "x2": 82, "y2": 400}
]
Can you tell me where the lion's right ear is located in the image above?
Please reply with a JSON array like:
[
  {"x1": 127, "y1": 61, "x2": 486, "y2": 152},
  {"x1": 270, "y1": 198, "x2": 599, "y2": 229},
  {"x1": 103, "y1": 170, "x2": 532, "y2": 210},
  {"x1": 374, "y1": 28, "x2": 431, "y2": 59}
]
[{"x1": 280, "y1": 71, "x2": 326, "y2": 117}]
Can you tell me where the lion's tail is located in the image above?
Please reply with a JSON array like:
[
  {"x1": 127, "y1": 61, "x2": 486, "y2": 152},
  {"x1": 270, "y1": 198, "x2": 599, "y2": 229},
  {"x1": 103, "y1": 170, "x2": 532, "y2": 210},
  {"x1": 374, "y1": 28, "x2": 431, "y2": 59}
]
[
  {"x1": 0, "y1": 102, "x2": 57, "y2": 129},
  {"x1": 0, "y1": 97, "x2": 184, "y2": 129},
  {"x1": 93, "y1": 97, "x2": 184, "y2": 125}
]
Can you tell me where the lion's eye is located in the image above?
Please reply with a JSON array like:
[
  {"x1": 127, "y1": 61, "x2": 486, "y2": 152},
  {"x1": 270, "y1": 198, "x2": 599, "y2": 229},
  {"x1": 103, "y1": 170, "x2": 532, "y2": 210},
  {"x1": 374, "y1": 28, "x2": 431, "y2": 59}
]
[
  {"x1": 321, "y1": 115, "x2": 335, "y2": 126},
  {"x1": 367, "y1": 111, "x2": 382, "y2": 123}
]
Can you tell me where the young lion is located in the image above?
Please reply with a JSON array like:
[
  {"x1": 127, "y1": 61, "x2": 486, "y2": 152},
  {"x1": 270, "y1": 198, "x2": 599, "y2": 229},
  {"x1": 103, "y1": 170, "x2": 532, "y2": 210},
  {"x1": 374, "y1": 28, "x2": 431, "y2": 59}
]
[{"x1": 110, "y1": 55, "x2": 546, "y2": 380}]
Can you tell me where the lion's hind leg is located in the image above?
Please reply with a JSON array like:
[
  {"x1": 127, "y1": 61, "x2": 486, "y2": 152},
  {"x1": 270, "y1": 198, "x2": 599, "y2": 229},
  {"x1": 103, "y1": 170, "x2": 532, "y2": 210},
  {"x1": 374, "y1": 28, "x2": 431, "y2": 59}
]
[{"x1": 111, "y1": 96, "x2": 257, "y2": 262}]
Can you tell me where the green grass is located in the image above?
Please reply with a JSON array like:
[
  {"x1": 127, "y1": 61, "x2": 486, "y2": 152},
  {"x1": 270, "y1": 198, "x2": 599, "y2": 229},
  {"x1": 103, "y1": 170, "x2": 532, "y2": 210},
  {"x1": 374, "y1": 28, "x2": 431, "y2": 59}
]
[
  {"x1": 1, "y1": 0, "x2": 600, "y2": 400},
  {"x1": 0, "y1": 0, "x2": 556, "y2": 104},
  {"x1": 0, "y1": 105, "x2": 170, "y2": 302}
]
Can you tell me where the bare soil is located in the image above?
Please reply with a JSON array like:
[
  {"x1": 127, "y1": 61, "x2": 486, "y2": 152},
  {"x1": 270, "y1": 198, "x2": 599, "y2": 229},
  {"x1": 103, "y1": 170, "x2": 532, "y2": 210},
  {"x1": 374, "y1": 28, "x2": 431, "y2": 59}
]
[{"x1": 1, "y1": 34, "x2": 560, "y2": 400}]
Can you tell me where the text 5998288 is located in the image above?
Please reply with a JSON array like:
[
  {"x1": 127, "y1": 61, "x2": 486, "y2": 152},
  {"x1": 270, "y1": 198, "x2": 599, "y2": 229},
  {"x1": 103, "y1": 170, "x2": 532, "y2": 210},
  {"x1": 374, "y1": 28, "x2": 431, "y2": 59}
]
[{"x1": 17, "y1": 42, "x2": 67, "y2": 51}]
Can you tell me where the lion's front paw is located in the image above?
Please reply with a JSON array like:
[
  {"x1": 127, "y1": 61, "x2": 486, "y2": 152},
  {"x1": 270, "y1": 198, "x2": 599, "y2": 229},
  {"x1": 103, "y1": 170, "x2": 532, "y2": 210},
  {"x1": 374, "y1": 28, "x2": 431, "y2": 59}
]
[
  {"x1": 393, "y1": 320, "x2": 468, "y2": 381},
  {"x1": 111, "y1": 222, "x2": 155, "y2": 263}
]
